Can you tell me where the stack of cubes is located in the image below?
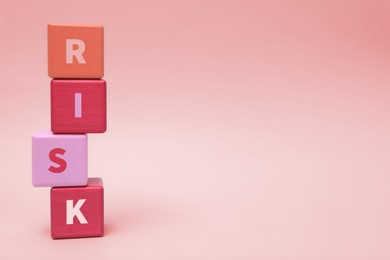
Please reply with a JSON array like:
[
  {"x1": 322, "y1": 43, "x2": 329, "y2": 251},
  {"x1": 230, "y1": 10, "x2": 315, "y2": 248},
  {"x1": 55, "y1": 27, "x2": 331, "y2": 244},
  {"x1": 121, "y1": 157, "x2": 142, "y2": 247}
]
[{"x1": 32, "y1": 24, "x2": 106, "y2": 239}]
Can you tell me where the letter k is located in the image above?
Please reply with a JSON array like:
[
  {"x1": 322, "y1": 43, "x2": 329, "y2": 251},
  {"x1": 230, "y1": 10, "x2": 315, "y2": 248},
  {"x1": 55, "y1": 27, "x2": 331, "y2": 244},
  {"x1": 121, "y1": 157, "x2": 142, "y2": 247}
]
[{"x1": 66, "y1": 199, "x2": 88, "y2": 225}]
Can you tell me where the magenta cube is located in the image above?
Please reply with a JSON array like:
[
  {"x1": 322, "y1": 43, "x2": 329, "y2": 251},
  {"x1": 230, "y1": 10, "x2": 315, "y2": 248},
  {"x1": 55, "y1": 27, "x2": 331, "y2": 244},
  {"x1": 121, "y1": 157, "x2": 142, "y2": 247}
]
[
  {"x1": 51, "y1": 178, "x2": 104, "y2": 239},
  {"x1": 32, "y1": 131, "x2": 88, "y2": 187}
]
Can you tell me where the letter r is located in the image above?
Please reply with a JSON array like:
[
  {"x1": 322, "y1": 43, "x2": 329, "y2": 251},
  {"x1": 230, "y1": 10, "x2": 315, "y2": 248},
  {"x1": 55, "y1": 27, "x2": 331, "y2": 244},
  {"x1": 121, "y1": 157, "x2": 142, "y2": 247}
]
[{"x1": 66, "y1": 39, "x2": 86, "y2": 64}]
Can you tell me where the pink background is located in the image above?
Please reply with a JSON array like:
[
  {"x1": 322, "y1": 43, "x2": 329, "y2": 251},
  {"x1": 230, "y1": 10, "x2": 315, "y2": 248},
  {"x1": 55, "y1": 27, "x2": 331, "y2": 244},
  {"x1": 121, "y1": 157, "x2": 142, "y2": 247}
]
[{"x1": 1, "y1": 0, "x2": 390, "y2": 259}]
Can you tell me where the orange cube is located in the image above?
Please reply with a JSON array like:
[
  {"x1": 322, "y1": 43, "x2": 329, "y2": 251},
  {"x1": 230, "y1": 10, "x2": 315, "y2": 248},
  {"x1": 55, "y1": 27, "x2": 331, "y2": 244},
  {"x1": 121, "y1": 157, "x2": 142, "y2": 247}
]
[{"x1": 48, "y1": 24, "x2": 104, "y2": 79}]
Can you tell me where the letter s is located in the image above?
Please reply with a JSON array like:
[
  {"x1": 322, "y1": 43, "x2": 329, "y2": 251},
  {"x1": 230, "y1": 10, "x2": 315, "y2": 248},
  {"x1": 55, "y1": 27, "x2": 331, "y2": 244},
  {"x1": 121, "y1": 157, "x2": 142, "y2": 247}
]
[{"x1": 48, "y1": 148, "x2": 67, "y2": 173}]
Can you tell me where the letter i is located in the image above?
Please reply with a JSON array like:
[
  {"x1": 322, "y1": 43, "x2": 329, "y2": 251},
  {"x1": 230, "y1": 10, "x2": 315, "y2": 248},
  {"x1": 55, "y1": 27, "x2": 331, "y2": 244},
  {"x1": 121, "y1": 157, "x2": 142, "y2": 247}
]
[{"x1": 75, "y1": 93, "x2": 82, "y2": 118}]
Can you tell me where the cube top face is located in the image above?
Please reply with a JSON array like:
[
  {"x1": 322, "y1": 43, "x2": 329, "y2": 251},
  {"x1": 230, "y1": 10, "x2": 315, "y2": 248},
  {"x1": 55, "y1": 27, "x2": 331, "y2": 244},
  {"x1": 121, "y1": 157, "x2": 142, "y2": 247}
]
[
  {"x1": 51, "y1": 79, "x2": 107, "y2": 134},
  {"x1": 51, "y1": 177, "x2": 104, "y2": 239},
  {"x1": 48, "y1": 24, "x2": 104, "y2": 79},
  {"x1": 32, "y1": 132, "x2": 88, "y2": 187}
]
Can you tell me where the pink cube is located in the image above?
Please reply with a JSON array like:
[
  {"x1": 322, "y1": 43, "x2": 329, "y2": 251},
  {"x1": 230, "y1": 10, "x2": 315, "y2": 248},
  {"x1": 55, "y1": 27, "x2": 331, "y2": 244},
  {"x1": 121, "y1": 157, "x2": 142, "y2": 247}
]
[
  {"x1": 51, "y1": 178, "x2": 104, "y2": 239},
  {"x1": 32, "y1": 131, "x2": 88, "y2": 187}
]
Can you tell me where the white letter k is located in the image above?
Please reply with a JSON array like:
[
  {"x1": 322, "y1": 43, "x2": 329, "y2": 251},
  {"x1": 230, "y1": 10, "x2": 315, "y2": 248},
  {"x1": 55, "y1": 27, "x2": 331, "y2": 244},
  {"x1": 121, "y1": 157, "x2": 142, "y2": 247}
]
[{"x1": 66, "y1": 199, "x2": 88, "y2": 225}]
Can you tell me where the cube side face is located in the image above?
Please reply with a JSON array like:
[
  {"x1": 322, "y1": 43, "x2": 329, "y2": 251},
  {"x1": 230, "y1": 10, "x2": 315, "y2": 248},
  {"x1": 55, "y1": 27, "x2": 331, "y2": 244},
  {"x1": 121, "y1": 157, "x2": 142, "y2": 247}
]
[
  {"x1": 51, "y1": 178, "x2": 104, "y2": 239},
  {"x1": 48, "y1": 24, "x2": 104, "y2": 79},
  {"x1": 51, "y1": 80, "x2": 107, "y2": 134},
  {"x1": 32, "y1": 132, "x2": 88, "y2": 187}
]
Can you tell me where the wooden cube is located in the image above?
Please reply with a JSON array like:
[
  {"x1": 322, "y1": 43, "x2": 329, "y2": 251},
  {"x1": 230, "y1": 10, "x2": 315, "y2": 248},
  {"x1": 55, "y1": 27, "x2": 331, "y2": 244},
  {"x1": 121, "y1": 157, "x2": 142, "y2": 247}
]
[
  {"x1": 32, "y1": 132, "x2": 88, "y2": 187},
  {"x1": 48, "y1": 24, "x2": 104, "y2": 79},
  {"x1": 51, "y1": 79, "x2": 107, "y2": 134},
  {"x1": 51, "y1": 178, "x2": 104, "y2": 239}
]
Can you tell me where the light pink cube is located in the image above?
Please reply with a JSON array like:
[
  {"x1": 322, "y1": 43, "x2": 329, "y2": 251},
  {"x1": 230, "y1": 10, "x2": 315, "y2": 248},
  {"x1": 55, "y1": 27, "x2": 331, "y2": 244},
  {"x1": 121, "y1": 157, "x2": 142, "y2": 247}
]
[{"x1": 32, "y1": 131, "x2": 88, "y2": 187}]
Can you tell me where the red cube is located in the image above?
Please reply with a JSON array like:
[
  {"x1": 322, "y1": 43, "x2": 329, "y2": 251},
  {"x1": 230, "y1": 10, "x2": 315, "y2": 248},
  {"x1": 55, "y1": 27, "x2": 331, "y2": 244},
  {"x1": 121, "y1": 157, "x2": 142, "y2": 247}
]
[
  {"x1": 50, "y1": 178, "x2": 104, "y2": 239},
  {"x1": 51, "y1": 79, "x2": 106, "y2": 134}
]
